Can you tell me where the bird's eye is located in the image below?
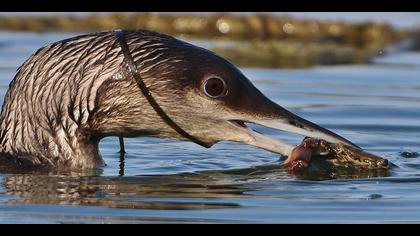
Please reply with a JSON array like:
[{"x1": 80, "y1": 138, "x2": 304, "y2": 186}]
[{"x1": 203, "y1": 77, "x2": 227, "y2": 98}]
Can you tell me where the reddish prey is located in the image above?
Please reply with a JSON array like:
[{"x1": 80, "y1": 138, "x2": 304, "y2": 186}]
[{"x1": 284, "y1": 138, "x2": 389, "y2": 173}]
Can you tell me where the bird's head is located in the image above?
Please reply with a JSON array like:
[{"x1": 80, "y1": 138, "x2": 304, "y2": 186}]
[{"x1": 92, "y1": 30, "x2": 358, "y2": 157}]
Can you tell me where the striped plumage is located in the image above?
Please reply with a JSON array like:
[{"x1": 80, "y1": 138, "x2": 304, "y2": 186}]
[{"x1": 0, "y1": 30, "x2": 206, "y2": 169}]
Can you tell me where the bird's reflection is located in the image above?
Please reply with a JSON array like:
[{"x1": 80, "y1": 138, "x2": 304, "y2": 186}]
[
  {"x1": 119, "y1": 151, "x2": 125, "y2": 177},
  {"x1": 0, "y1": 158, "x2": 390, "y2": 210},
  {"x1": 1, "y1": 172, "x2": 248, "y2": 210}
]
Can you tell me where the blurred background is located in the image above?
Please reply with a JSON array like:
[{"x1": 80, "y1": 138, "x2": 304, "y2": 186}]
[{"x1": 0, "y1": 12, "x2": 419, "y2": 68}]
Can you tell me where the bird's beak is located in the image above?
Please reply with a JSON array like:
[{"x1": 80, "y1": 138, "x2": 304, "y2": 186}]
[{"x1": 227, "y1": 103, "x2": 359, "y2": 157}]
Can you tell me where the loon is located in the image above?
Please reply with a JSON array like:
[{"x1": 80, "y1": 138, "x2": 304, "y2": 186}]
[{"x1": 0, "y1": 29, "x2": 357, "y2": 171}]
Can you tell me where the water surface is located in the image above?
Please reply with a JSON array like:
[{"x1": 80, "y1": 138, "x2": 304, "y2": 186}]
[{"x1": 0, "y1": 31, "x2": 419, "y2": 223}]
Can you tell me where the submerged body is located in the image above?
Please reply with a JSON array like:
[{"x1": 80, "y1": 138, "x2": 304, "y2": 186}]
[{"x1": 0, "y1": 30, "x2": 362, "y2": 171}]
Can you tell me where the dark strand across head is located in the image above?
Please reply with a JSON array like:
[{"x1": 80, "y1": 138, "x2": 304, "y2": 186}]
[{"x1": 0, "y1": 30, "x2": 356, "y2": 171}]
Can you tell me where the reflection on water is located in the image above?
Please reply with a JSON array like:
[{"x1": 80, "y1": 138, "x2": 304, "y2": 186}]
[
  {"x1": 0, "y1": 31, "x2": 419, "y2": 223},
  {"x1": 2, "y1": 174, "x2": 245, "y2": 210},
  {"x1": 0, "y1": 161, "x2": 391, "y2": 212}
]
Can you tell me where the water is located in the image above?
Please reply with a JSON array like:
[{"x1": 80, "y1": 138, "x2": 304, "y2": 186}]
[{"x1": 0, "y1": 31, "x2": 420, "y2": 223}]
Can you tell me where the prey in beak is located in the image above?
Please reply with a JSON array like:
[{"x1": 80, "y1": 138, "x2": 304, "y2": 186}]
[{"x1": 182, "y1": 68, "x2": 389, "y2": 171}]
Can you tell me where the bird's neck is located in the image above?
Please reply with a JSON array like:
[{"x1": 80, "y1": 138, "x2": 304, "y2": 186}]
[
  {"x1": 0, "y1": 109, "x2": 104, "y2": 169},
  {"x1": 0, "y1": 71, "x2": 168, "y2": 170}
]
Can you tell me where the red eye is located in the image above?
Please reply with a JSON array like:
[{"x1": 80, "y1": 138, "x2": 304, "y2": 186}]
[{"x1": 203, "y1": 77, "x2": 227, "y2": 98}]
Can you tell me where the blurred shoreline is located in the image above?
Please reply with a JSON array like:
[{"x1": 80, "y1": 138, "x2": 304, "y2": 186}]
[{"x1": 0, "y1": 13, "x2": 416, "y2": 68}]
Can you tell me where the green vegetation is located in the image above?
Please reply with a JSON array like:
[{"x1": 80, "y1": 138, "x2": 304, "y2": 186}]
[
  {"x1": 213, "y1": 41, "x2": 372, "y2": 68},
  {"x1": 0, "y1": 13, "x2": 410, "y2": 68}
]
